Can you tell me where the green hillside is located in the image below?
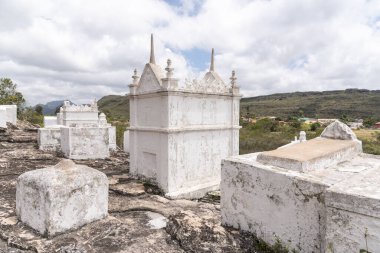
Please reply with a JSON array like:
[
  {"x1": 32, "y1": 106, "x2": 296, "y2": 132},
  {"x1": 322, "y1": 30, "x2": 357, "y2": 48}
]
[
  {"x1": 241, "y1": 89, "x2": 380, "y2": 120},
  {"x1": 98, "y1": 89, "x2": 380, "y2": 121},
  {"x1": 98, "y1": 95, "x2": 129, "y2": 121}
]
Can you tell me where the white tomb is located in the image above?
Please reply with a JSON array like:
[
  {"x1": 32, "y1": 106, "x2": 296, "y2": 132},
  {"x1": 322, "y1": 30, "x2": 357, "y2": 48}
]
[
  {"x1": 221, "y1": 121, "x2": 380, "y2": 252},
  {"x1": 0, "y1": 105, "x2": 17, "y2": 128},
  {"x1": 38, "y1": 100, "x2": 117, "y2": 157},
  {"x1": 16, "y1": 160, "x2": 108, "y2": 237},
  {"x1": 128, "y1": 35, "x2": 241, "y2": 199},
  {"x1": 61, "y1": 100, "x2": 99, "y2": 127}
]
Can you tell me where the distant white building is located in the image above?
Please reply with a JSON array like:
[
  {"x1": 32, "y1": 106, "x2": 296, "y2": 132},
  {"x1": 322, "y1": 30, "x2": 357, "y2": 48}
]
[{"x1": 128, "y1": 35, "x2": 241, "y2": 199}]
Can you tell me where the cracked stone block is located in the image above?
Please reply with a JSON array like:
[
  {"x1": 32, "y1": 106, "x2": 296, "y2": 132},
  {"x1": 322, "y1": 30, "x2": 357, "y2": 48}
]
[{"x1": 16, "y1": 159, "x2": 108, "y2": 237}]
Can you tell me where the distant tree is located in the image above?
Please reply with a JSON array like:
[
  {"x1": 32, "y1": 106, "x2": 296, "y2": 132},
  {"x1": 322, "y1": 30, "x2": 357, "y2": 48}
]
[
  {"x1": 290, "y1": 120, "x2": 301, "y2": 129},
  {"x1": 310, "y1": 122, "x2": 321, "y2": 131},
  {"x1": 340, "y1": 114, "x2": 349, "y2": 124},
  {"x1": 363, "y1": 117, "x2": 376, "y2": 128},
  {"x1": 298, "y1": 110, "x2": 304, "y2": 118},
  {"x1": 35, "y1": 105, "x2": 43, "y2": 115},
  {"x1": 19, "y1": 107, "x2": 43, "y2": 126},
  {"x1": 0, "y1": 78, "x2": 25, "y2": 107}
]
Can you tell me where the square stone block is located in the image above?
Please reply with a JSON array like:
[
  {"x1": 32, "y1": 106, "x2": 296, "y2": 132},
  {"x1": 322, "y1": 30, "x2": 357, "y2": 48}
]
[
  {"x1": 16, "y1": 160, "x2": 108, "y2": 237},
  {"x1": 60, "y1": 126, "x2": 110, "y2": 159}
]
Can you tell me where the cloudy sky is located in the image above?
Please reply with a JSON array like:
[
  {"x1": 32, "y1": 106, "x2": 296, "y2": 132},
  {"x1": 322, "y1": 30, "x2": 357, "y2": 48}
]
[{"x1": 1, "y1": 0, "x2": 380, "y2": 105}]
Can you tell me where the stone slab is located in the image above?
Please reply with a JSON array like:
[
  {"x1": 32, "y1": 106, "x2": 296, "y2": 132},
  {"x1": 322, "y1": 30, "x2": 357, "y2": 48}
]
[
  {"x1": 16, "y1": 160, "x2": 108, "y2": 237},
  {"x1": 257, "y1": 137, "x2": 362, "y2": 172}
]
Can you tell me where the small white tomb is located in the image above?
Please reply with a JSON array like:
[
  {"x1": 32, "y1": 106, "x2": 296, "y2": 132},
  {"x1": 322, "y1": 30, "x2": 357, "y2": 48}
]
[
  {"x1": 16, "y1": 160, "x2": 108, "y2": 237},
  {"x1": 221, "y1": 121, "x2": 380, "y2": 252},
  {"x1": 128, "y1": 35, "x2": 241, "y2": 199},
  {"x1": 38, "y1": 100, "x2": 117, "y2": 156},
  {"x1": 0, "y1": 105, "x2": 17, "y2": 128}
]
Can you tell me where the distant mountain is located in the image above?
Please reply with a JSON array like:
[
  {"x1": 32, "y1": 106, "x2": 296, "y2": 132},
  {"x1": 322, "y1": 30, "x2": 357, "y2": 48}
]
[
  {"x1": 97, "y1": 89, "x2": 380, "y2": 122},
  {"x1": 36, "y1": 100, "x2": 70, "y2": 115}
]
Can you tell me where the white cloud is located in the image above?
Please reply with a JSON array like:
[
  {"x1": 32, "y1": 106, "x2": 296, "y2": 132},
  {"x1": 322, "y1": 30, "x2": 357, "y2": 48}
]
[{"x1": 0, "y1": 0, "x2": 379, "y2": 105}]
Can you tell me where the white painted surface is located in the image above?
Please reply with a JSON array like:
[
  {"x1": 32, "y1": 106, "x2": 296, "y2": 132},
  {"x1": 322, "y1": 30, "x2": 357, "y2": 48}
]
[
  {"x1": 43, "y1": 116, "x2": 58, "y2": 127},
  {"x1": 325, "y1": 162, "x2": 380, "y2": 253},
  {"x1": 61, "y1": 127, "x2": 110, "y2": 159},
  {"x1": 38, "y1": 127, "x2": 61, "y2": 151},
  {"x1": 108, "y1": 126, "x2": 117, "y2": 150},
  {"x1": 221, "y1": 153, "x2": 327, "y2": 252},
  {"x1": 123, "y1": 130, "x2": 129, "y2": 152},
  {"x1": 0, "y1": 108, "x2": 6, "y2": 128},
  {"x1": 0, "y1": 105, "x2": 17, "y2": 127},
  {"x1": 129, "y1": 55, "x2": 240, "y2": 199},
  {"x1": 16, "y1": 160, "x2": 108, "y2": 237}
]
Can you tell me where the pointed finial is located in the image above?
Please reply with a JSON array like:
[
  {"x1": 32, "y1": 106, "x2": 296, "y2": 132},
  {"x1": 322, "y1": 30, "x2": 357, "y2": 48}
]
[
  {"x1": 230, "y1": 70, "x2": 237, "y2": 87},
  {"x1": 132, "y1": 68, "x2": 139, "y2": 85},
  {"x1": 165, "y1": 59, "x2": 174, "y2": 78},
  {"x1": 150, "y1": 34, "x2": 156, "y2": 64},
  {"x1": 210, "y1": 48, "x2": 215, "y2": 71}
]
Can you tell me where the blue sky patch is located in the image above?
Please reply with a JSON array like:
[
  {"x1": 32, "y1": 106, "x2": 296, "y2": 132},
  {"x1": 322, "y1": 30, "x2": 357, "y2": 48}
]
[{"x1": 181, "y1": 47, "x2": 210, "y2": 70}]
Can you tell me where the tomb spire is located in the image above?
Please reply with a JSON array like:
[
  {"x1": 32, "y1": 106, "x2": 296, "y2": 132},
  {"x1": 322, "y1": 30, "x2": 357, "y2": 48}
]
[
  {"x1": 210, "y1": 48, "x2": 215, "y2": 71},
  {"x1": 149, "y1": 34, "x2": 156, "y2": 64}
]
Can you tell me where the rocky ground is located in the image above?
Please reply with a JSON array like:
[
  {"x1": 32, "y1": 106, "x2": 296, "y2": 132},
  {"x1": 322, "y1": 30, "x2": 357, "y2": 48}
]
[{"x1": 0, "y1": 122, "x2": 267, "y2": 253}]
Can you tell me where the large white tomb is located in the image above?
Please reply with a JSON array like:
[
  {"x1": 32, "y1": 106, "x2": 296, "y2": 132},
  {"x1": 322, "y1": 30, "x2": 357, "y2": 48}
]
[
  {"x1": 128, "y1": 35, "x2": 241, "y2": 199},
  {"x1": 221, "y1": 121, "x2": 380, "y2": 253},
  {"x1": 16, "y1": 160, "x2": 108, "y2": 237},
  {"x1": 0, "y1": 105, "x2": 17, "y2": 128}
]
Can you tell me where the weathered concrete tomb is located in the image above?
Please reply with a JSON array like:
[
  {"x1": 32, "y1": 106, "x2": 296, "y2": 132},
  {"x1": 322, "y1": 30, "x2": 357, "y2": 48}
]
[
  {"x1": 128, "y1": 35, "x2": 241, "y2": 199},
  {"x1": 16, "y1": 159, "x2": 108, "y2": 237},
  {"x1": 38, "y1": 100, "x2": 116, "y2": 159},
  {"x1": 221, "y1": 120, "x2": 380, "y2": 253},
  {"x1": 0, "y1": 105, "x2": 17, "y2": 128}
]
